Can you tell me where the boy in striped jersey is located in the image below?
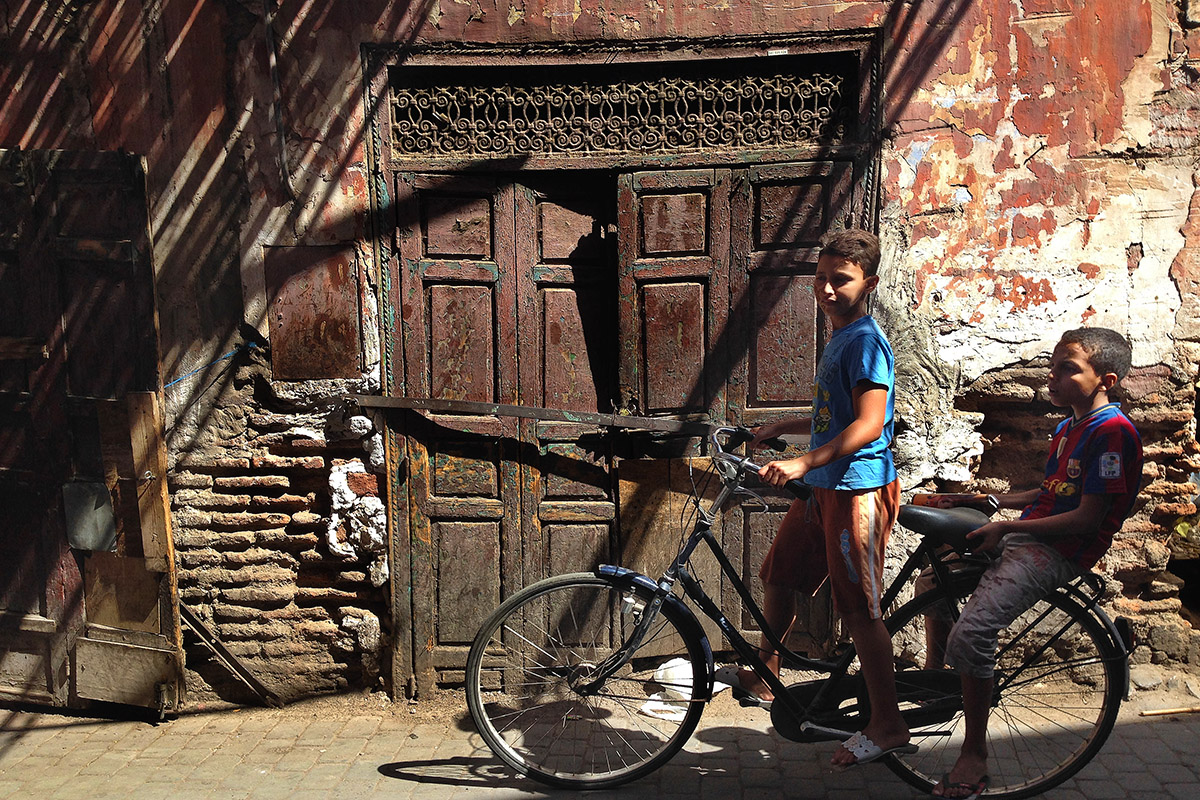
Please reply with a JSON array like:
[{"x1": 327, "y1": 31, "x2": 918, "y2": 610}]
[{"x1": 931, "y1": 327, "x2": 1143, "y2": 800}]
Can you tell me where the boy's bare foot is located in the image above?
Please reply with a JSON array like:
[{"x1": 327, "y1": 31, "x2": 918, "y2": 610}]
[{"x1": 734, "y1": 667, "x2": 774, "y2": 702}]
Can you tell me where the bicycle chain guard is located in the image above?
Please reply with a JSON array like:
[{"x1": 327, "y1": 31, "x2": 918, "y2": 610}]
[{"x1": 771, "y1": 676, "x2": 864, "y2": 742}]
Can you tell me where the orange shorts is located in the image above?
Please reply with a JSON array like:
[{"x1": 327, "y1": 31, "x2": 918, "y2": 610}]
[{"x1": 758, "y1": 480, "x2": 900, "y2": 619}]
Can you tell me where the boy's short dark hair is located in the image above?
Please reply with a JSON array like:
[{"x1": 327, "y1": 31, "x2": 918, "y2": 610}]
[
  {"x1": 820, "y1": 229, "x2": 882, "y2": 277},
  {"x1": 1059, "y1": 327, "x2": 1133, "y2": 380}
]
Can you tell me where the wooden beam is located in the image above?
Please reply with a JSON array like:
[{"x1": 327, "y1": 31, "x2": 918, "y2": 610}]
[{"x1": 0, "y1": 336, "x2": 47, "y2": 360}]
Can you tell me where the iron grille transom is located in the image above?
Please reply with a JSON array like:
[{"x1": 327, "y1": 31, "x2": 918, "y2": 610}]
[{"x1": 388, "y1": 54, "x2": 857, "y2": 161}]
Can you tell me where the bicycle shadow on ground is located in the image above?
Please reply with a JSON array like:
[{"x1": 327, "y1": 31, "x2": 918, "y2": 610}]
[{"x1": 376, "y1": 709, "x2": 1200, "y2": 797}]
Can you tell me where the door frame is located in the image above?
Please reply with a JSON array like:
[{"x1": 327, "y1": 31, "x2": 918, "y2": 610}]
[{"x1": 367, "y1": 35, "x2": 881, "y2": 697}]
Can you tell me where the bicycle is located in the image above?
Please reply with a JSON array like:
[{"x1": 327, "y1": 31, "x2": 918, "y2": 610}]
[{"x1": 465, "y1": 427, "x2": 1134, "y2": 798}]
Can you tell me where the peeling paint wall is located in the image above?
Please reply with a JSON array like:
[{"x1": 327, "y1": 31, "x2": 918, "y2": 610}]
[{"x1": 3, "y1": 0, "x2": 1199, "y2": 699}]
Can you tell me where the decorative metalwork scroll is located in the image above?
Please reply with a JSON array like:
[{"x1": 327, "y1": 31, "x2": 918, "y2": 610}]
[{"x1": 389, "y1": 60, "x2": 851, "y2": 159}]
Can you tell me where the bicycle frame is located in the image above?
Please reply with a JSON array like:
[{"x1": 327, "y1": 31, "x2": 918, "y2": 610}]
[{"x1": 585, "y1": 426, "x2": 1130, "y2": 739}]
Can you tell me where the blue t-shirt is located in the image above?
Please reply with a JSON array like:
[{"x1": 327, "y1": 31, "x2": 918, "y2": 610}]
[
  {"x1": 805, "y1": 315, "x2": 896, "y2": 490},
  {"x1": 1021, "y1": 403, "x2": 1142, "y2": 568}
]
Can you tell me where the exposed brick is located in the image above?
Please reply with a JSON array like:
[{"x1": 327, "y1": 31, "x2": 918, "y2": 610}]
[
  {"x1": 176, "y1": 529, "x2": 256, "y2": 550},
  {"x1": 217, "y1": 621, "x2": 297, "y2": 641},
  {"x1": 289, "y1": 511, "x2": 324, "y2": 528},
  {"x1": 220, "y1": 585, "x2": 297, "y2": 607},
  {"x1": 260, "y1": 640, "x2": 330, "y2": 658},
  {"x1": 1142, "y1": 481, "x2": 1198, "y2": 497},
  {"x1": 210, "y1": 511, "x2": 292, "y2": 530},
  {"x1": 215, "y1": 475, "x2": 291, "y2": 491},
  {"x1": 221, "y1": 548, "x2": 300, "y2": 567},
  {"x1": 174, "y1": 490, "x2": 252, "y2": 510},
  {"x1": 345, "y1": 472, "x2": 379, "y2": 497},
  {"x1": 295, "y1": 587, "x2": 374, "y2": 605},
  {"x1": 248, "y1": 493, "x2": 315, "y2": 511},
  {"x1": 171, "y1": 472, "x2": 213, "y2": 489},
  {"x1": 295, "y1": 621, "x2": 341, "y2": 640},
  {"x1": 173, "y1": 509, "x2": 213, "y2": 530},
  {"x1": 251, "y1": 455, "x2": 325, "y2": 470},
  {"x1": 256, "y1": 530, "x2": 320, "y2": 552},
  {"x1": 188, "y1": 457, "x2": 253, "y2": 471},
  {"x1": 179, "y1": 550, "x2": 223, "y2": 568},
  {"x1": 213, "y1": 604, "x2": 330, "y2": 623}
]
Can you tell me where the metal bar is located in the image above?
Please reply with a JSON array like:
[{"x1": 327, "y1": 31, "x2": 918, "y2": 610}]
[
  {"x1": 347, "y1": 395, "x2": 713, "y2": 435},
  {"x1": 179, "y1": 605, "x2": 283, "y2": 708}
]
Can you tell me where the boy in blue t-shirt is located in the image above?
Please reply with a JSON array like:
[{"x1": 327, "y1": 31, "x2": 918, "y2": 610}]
[
  {"x1": 930, "y1": 327, "x2": 1143, "y2": 799},
  {"x1": 734, "y1": 229, "x2": 911, "y2": 767}
]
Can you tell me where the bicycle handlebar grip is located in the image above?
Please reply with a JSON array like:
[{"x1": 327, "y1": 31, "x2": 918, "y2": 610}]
[
  {"x1": 729, "y1": 426, "x2": 787, "y2": 452},
  {"x1": 784, "y1": 479, "x2": 810, "y2": 499},
  {"x1": 760, "y1": 436, "x2": 787, "y2": 452}
]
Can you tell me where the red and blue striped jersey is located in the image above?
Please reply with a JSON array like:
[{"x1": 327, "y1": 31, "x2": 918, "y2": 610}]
[{"x1": 1021, "y1": 403, "x2": 1143, "y2": 568}]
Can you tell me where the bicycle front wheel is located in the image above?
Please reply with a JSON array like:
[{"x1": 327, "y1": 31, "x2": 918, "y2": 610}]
[
  {"x1": 465, "y1": 572, "x2": 709, "y2": 788},
  {"x1": 884, "y1": 588, "x2": 1124, "y2": 799}
]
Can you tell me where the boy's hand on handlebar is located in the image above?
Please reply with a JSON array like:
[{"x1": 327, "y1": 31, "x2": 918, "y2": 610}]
[{"x1": 758, "y1": 456, "x2": 810, "y2": 487}]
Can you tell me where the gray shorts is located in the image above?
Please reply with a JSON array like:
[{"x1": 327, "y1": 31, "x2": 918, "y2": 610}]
[{"x1": 943, "y1": 534, "x2": 1081, "y2": 679}]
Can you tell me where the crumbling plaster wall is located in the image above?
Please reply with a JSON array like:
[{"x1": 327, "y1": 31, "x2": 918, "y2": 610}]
[{"x1": 876, "y1": 0, "x2": 1200, "y2": 665}]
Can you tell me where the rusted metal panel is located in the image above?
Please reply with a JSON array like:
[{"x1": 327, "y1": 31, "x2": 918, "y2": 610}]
[
  {"x1": 74, "y1": 636, "x2": 175, "y2": 708},
  {"x1": 263, "y1": 245, "x2": 361, "y2": 380}
]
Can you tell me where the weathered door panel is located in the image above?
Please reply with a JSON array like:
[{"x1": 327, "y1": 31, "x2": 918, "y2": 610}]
[
  {"x1": 614, "y1": 168, "x2": 734, "y2": 645},
  {"x1": 514, "y1": 174, "x2": 619, "y2": 590},
  {"x1": 616, "y1": 169, "x2": 731, "y2": 421},
  {"x1": 394, "y1": 174, "x2": 521, "y2": 688},
  {"x1": 0, "y1": 149, "x2": 180, "y2": 709},
  {"x1": 723, "y1": 161, "x2": 858, "y2": 652}
]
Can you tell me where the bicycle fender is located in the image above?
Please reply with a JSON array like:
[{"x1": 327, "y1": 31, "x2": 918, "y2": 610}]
[
  {"x1": 597, "y1": 565, "x2": 716, "y2": 697},
  {"x1": 1058, "y1": 583, "x2": 1133, "y2": 697}
]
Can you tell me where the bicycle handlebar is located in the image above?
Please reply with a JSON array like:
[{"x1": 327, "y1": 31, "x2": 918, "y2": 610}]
[{"x1": 711, "y1": 426, "x2": 811, "y2": 500}]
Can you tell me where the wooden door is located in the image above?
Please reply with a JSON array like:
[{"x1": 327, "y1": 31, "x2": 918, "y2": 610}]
[
  {"x1": 0, "y1": 150, "x2": 180, "y2": 709},
  {"x1": 0, "y1": 151, "x2": 76, "y2": 706},
  {"x1": 394, "y1": 173, "x2": 522, "y2": 689},
  {"x1": 389, "y1": 161, "x2": 867, "y2": 691},
  {"x1": 724, "y1": 161, "x2": 859, "y2": 653},
  {"x1": 514, "y1": 174, "x2": 619, "y2": 589}
]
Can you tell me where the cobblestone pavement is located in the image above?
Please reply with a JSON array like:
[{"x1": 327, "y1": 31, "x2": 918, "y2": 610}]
[{"x1": 3, "y1": 674, "x2": 1200, "y2": 800}]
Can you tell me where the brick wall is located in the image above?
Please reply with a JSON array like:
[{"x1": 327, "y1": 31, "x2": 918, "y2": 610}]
[
  {"x1": 952, "y1": 362, "x2": 1200, "y2": 668},
  {"x1": 170, "y1": 382, "x2": 388, "y2": 703}
]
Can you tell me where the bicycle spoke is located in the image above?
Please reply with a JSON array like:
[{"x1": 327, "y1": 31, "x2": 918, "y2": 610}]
[{"x1": 467, "y1": 575, "x2": 707, "y2": 788}]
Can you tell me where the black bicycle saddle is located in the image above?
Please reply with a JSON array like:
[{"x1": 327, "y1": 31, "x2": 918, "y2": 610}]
[{"x1": 897, "y1": 505, "x2": 992, "y2": 552}]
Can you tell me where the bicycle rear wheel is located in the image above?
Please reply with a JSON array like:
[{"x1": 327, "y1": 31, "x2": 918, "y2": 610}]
[
  {"x1": 882, "y1": 588, "x2": 1124, "y2": 799},
  {"x1": 465, "y1": 572, "x2": 708, "y2": 788}
]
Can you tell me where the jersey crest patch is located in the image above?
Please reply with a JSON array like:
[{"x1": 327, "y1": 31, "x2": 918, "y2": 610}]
[
  {"x1": 1066, "y1": 458, "x2": 1081, "y2": 479},
  {"x1": 1100, "y1": 452, "x2": 1122, "y2": 479}
]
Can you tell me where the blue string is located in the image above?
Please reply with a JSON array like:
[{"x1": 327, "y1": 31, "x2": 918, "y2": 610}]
[{"x1": 165, "y1": 342, "x2": 257, "y2": 390}]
